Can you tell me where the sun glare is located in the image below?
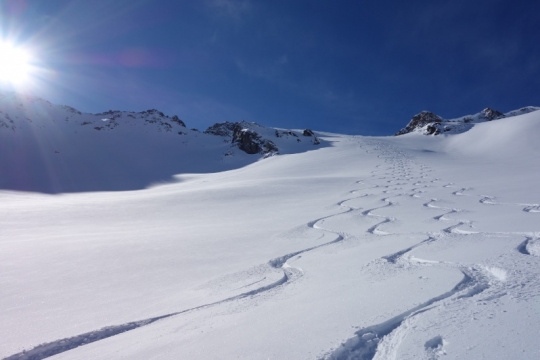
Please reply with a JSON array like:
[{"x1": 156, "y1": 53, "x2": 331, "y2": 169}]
[{"x1": 0, "y1": 41, "x2": 32, "y2": 84}]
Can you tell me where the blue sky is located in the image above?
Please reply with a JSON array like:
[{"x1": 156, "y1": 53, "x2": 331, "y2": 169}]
[{"x1": 1, "y1": 0, "x2": 539, "y2": 135}]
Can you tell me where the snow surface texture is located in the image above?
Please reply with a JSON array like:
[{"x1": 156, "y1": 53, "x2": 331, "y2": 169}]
[{"x1": 1, "y1": 96, "x2": 540, "y2": 359}]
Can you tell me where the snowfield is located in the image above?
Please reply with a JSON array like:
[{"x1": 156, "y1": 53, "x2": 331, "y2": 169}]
[{"x1": 1, "y1": 96, "x2": 540, "y2": 359}]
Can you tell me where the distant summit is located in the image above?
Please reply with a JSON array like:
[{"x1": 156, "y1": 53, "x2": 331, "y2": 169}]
[
  {"x1": 479, "y1": 108, "x2": 505, "y2": 121},
  {"x1": 395, "y1": 106, "x2": 539, "y2": 136},
  {"x1": 394, "y1": 111, "x2": 443, "y2": 136}
]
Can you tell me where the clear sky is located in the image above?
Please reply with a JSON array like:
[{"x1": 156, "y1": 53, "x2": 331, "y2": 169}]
[{"x1": 1, "y1": 0, "x2": 539, "y2": 135}]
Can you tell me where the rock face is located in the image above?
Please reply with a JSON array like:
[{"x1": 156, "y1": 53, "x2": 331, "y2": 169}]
[
  {"x1": 203, "y1": 122, "x2": 236, "y2": 137},
  {"x1": 275, "y1": 130, "x2": 298, "y2": 138},
  {"x1": 171, "y1": 115, "x2": 186, "y2": 127},
  {"x1": 303, "y1": 129, "x2": 315, "y2": 136},
  {"x1": 395, "y1": 111, "x2": 443, "y2": 136},
  {"x1": 394, "y1": 107, "x2": 540, "y2": 136},
  {"x1": 480, "y1": 108, "x2": 505, "y2": 121},
  {"x1": 204, "y1": 121, "x2": 320, "y2": 155},
  {"x1": 232, "y1": 125, "x2": 278, "y2": 155},
  {"x1": 204, "y1": 121, "x2": 279, "y2": 155}
]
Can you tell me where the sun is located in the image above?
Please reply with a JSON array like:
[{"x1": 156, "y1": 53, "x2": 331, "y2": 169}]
[{"x1": 0, "y1": 41, "x2": 32, "y2": 84}]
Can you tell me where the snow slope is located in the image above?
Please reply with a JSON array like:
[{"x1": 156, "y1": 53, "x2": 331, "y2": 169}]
[
  {"x1": 1, "y1": 99, "x2": 540, "y2": 359},
  {"x1": 0, "y1": 92, "x2": 322, "y2": 193}
]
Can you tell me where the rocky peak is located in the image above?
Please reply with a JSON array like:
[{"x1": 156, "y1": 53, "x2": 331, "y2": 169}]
[
  {"x1": 411, "y1": 111, "x2": 443, "y2": 125},
  {"x1": 394, "y1": 111, "x2": 443, "y2": 136},
  {"x1": 480, "y1": 108, "x2": 505, "y2": 121},
  {"x1": 231, "y1": 124, "x2": 278, "y2": 155},
  {"x1": 203, "y1": 121, "x2": 237, "y2": 137}
]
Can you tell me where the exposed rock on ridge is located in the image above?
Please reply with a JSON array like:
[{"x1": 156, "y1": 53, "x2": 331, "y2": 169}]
[
  {"x1": 0, "y1": 91, "x2": 320, "y2": 160},
  {"x1": 394, "y1": 111, "x2": 443, "y2": 136},
  {"x1": 203, "y1": 121, "x2": 236, "y2": 137},
  {"x1": 204, "y1": 121, "x2": 320, "y2": 156},
  {"x1": 480, "y1": 108, "x2": 505, "y2": 121},
  {"x1": 395, "y1": 106, "x2": 539, "y2": 136},
  {"x1": 232, "y1": 125, "x2": 278, "y2": 155},
  {"x1": 0, "y1": 91, "x2": 327, "y2": 192}
]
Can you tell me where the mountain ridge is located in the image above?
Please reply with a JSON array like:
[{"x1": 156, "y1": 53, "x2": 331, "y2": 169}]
[
  {"x1": 395, "y1": 106, "x2": 540, "y2": 136},
  {"x1": 0, "y1": 91, "x2": 323, "y2": 193}
]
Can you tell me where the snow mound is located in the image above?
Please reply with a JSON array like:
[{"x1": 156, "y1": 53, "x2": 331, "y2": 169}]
[{"x1": 445, "y1": 109, "x2": 540, "y2": 158}]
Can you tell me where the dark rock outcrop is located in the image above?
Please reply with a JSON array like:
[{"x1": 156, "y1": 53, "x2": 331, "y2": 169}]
[
  {"x1": 204, "y1": 122, "x2": 236, "y2": 137},
  {"x1": 205, "y1": 121, "x2": 280, "y2": 155},
  {"x1": 205, "y1": 121, "x2": 320, "y2": 155},
  {"x1": 480, "y1": 108, "x2": 505, "y2": 121},
  {"x1": 395, "y1": 111, "x2": 443, "y2": 136},
  {"x1": 232, "y1": 124, "x2": 277, "y2": 155},
  {"x1": 171, "y1": 115, "x2": 186, "y2": 127},
  {"x1": 394, "y1": 106, "x2": 522, "y2": 136},
  {"x1": 425, "y1": 124, "x2": 442, "y2": 135},
  {"x1": 275, "y1": 130, "x2": 298, "y2": 138}
]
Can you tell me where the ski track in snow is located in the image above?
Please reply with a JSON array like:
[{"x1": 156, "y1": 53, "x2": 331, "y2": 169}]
[
  {"x1": 517, "y1": 237, "x2": 540, "y2": 257},
  {"x1": 452, "y1": 187, "x2": 539, "y2": 213},
  {"x1": 324, "y1": 268, "x2": 486, "y2": 360},
  {"x1": 5, "y1": 137, "x2": 539, "y2": 360},
  {"x1": 322, "y1": 140, "x2": 537, "y2": 360},
  {"x1": 5, "y1": 173, "x2": 369, "y2": 360}
]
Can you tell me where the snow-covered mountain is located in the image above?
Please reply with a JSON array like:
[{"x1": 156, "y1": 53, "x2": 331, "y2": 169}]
[
  {"x1": 0, "y1": 91, "x2": 321, "y2": 193},
  {"x1": 395, "y1": 106, "x2": 540, "y2": 135},
  {"x1": 1, "y1": 93, "x2": 540, "y2": 360}
]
